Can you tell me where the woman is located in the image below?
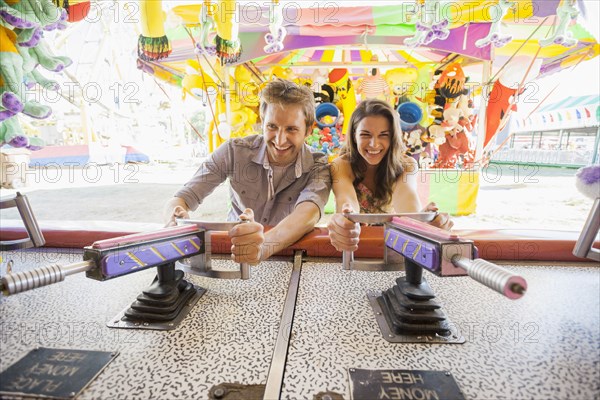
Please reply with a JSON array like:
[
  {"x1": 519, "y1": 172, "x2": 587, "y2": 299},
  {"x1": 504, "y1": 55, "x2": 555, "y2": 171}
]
[{"x1": 327, "y1": 99, "x2": 453, "y2": 252}]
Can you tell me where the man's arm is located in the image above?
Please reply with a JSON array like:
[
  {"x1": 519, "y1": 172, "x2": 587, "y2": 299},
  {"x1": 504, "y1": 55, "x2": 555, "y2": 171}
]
[
  {"x1": 229, "y1": 202, "x2": 319, "y2": 264},
  {"x1": 163, "y1": 197, "x2": 191, "y2": 227},
  {"x1": 162, "y1": 142, "x2": 232, "y2": 226}
]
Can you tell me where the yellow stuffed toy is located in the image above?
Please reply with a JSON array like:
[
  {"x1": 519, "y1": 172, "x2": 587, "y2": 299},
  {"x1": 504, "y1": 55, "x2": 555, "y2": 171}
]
[{"x1": 328, "y1": 68, "x2": 356, "y2": 135}]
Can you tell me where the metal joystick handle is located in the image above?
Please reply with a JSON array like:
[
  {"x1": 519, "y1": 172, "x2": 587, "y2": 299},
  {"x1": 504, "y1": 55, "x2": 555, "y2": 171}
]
[
  {"x1": 451, "y1": 256, "x2": 527, "y2": 300},
  {"x1": 341, "y1": 213, "x2": 437, "y2": 271},
  {"x1": 177, "y1": 219, "x2": 251, "y2": 280},
  {"x1": 1, "y1": 261, "x2": 94, "y2": 296}
]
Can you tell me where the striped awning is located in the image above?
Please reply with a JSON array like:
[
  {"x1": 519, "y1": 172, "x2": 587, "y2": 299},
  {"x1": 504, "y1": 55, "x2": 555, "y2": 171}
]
[
  {"x1": 538, "y1": 95, "x2": 600, "y2": 112},
  {"x1": 513, "y1": 95, "x2": 600, "y2": 132}
]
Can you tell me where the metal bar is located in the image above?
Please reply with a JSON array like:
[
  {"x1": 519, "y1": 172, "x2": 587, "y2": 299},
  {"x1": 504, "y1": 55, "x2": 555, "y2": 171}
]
[
  {"x1": 263, "y1": 251, "x2": 303, "y2": 400},
  {"x1": 343, "y1": 212, "x2": 436, "y2": 225},
  {"x1": 573, "y1": 198, "x2": 600, "y2": 261},
  {"x1": 177, "y1": 219, "x2": 241, "y2": 232},
  {"x1": 342, "y1": 213, "x2": 434, "y2": 271}
]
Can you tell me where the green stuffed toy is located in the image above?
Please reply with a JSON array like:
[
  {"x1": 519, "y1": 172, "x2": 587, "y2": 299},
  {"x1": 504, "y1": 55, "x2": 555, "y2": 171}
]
[
  {"x1": 0, "y1": 0, "x2": 63, "y2": 46},
  {"x1": 0, "y1": 25, "x2": 51, "y2": 120}
]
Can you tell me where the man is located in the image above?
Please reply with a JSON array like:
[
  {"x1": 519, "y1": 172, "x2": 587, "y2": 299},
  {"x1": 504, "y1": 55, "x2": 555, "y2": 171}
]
[{"x1": 164, "y1": 79, "x2": 331, "y2": 264}]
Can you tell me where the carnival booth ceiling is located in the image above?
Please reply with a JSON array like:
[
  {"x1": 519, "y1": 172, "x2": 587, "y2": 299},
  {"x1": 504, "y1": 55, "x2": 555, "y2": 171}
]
[{"x1": 142, "y1": 0, "x2": 599, "y2": 82}]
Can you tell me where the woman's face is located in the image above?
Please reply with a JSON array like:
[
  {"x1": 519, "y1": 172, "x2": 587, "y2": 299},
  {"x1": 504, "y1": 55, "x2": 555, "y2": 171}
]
[{"x1": 354, "y1": 115, "x2": 392, "y2": 167}]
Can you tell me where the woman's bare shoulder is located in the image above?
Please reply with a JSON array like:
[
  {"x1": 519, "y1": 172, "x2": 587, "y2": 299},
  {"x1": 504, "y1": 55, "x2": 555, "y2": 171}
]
[
  {"x1": 331, "y1": 155, "x2": 354, "y2": 178},
  {"x1": 400, "y1": 155, "x2": 418, "y2": 174}
]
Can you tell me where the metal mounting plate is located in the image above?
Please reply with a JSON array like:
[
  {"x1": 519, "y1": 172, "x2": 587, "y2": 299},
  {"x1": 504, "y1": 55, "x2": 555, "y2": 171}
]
[
  {"x1": 107, "y1": 285, "x2": 206, "y2": 330},
  {"x1": 367, "y1": 290, "x2": 465, "y2": 344}
]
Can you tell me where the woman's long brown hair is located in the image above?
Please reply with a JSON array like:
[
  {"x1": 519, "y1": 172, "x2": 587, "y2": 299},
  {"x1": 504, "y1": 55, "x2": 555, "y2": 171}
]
[{"x1": 341, "y1": 99, "x2": 409, "y2": 212}]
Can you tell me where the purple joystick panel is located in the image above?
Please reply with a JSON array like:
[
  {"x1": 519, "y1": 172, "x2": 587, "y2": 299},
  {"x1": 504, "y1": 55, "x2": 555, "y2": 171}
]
[{"x1": 100, "y1": 235, "x2": 203, "y2": 278}]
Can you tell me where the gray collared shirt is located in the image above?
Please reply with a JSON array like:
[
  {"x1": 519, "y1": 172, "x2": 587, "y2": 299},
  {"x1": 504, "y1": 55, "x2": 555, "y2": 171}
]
[{"x1": 175, "y1": 134, "x2": 332, "y2": 226}]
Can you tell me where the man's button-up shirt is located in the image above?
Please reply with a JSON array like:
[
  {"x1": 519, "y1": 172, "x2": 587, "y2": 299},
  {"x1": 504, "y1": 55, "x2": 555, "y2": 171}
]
[{"x1": 175, "y1": 134, "x2": 332, "y2": 226}]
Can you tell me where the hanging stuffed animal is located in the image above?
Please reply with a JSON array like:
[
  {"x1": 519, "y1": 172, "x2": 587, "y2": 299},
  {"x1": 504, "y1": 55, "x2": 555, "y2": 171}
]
[
  {"x1": 138, "y1": 0, "x2": 171, "y2": 61},
  {"x1": 264, "y1": 0, "x2": 286, "y2": 53},
  {"x1": 357, "y1": 67, "x2": 390, "y2": 102},
  {"x1": 484, "y1": 56, "x2": 541, "y2": 147},
  {"x1": 196, "y1": 0, "x2": 217, "y2": 56},
  {"x1": 540, "y1": 0, "x2": 579, "y2": 48},
  {"x1": 475, "y1": 0, "x2": 514, "y2": 48},
  {"x1": 484, "y1": 79, "x2": 518, "y2": 148},
  {"x1": 428, "y1": 63, "x2": 469, "y2": 124},
  {"x1": 214, "y1": 0, "x2": 242, "y2": 65},
  {"x1": 404, "y1": 0, "x2": 450, "y2": 47}
]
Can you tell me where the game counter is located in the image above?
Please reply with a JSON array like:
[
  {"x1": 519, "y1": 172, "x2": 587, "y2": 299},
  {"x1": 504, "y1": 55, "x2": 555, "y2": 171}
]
[{"x1": 0, "y1": 216, "x2": 598, "y2": 399}]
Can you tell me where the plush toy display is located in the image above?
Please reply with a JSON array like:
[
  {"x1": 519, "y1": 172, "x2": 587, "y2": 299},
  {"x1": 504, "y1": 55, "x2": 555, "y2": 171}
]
[
  {"x1": 0, "y1": 26, "x2": 51, "y2": 121},
  {"x1": 0, "y1": 0, "x2": 63, "y2": 47}
]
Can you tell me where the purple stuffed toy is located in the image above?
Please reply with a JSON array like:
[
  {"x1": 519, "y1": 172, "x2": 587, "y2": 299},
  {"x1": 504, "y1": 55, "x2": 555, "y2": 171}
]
[{"x1": 575, "y1": 165, "x2": 600, "y2": 199}]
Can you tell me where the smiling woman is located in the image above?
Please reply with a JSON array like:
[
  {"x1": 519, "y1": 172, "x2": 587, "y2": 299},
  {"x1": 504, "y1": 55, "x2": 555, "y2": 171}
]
[
  {"x1": 330, "y1": 99, "x2": 419, "y2": 215},
  {"x1": 327, "y1": 99, "x2": 453, "y2": 253}
]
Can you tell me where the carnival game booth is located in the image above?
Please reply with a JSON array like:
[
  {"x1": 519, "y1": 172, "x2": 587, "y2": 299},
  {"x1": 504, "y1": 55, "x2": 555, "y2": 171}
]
[{"x1": 133, "y1": 0, "x2": 599, "y2": 215}]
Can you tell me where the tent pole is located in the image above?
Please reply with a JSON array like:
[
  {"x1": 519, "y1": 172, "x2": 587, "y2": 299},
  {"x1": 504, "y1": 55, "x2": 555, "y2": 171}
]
[
  {"x1": 475, "y1": 60, "x2": 493, "y2": 166},
  {"x1": 593, "y1": 126, "x2": 600, "y2": 164},
  {"x1": 224, "y1": 65, "x2": 232, "y2": 128}
]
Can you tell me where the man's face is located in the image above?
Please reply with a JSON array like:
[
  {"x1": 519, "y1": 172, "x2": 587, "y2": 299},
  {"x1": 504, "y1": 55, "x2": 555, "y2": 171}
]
[{"x1": 263, "y1": 103, "x2": 308, "y2": 166}]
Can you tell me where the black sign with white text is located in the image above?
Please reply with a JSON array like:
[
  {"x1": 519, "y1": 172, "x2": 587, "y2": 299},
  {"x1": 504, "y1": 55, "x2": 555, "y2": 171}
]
[
  {"x1": 349, "y1": 368, "x2": 465, "y2": 400},
  {"x1": 0, "y1": 348, "x2": 117, "y2": 399}
]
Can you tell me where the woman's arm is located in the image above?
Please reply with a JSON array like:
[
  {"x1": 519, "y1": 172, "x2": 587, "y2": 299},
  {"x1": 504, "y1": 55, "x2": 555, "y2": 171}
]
[{"x1": 328, "y1": 157, "x2": 361, "y2": 251}]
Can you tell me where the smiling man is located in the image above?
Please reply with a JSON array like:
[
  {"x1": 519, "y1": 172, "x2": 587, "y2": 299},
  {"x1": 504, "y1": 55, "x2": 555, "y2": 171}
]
[{"x1": 164, "y1": 79, "x2": 331, "y2": 264}]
